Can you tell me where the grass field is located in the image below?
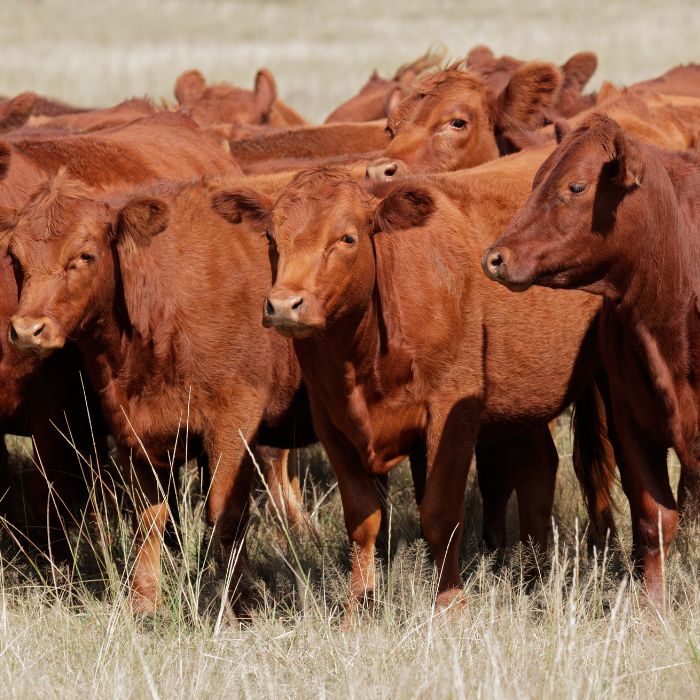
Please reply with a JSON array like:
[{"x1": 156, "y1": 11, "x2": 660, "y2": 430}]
[{"x1": 2, "y1": 0, "x2": 700, "y2": 697}]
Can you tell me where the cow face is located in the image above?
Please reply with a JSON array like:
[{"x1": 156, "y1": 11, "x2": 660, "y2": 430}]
[
  {"x1": 212, "y1": 170, "x2": 434, "y2": 339},
  {"x1": 7, "y1": 175, "x2": 168, "y2": 355},
  {"x1": 175, "y1": 68, "x2": 279, "y2": 127},
  {"x1": 365, "y1": 63, "x2": 561, "y2": 180},
  {"x1": 482, "y1": 115, "x2": 644, "y2": 295}
]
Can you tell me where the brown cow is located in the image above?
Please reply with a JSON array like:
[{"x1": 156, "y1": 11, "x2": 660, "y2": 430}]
[
  {"x1": 213, "y1": 165, "x2": 610, "y2": 608},
  {"x1": 324, "y1": 49, "x2": 445, "y2": 123},
  {"x1": 365, "y1": 61, "x2": 562, "y2": 180},
  {"x1": 174, "y1": 68, "x2": 306, "y2": 129},
  {"x1": 482, "y1": 114, "x2": 700, "y2": 606},
  {"x1": 5, "y1": 172, "x2": 314, "y2": 614},
  {"x1": 467, "y1": 46, "x2": 598, "y2": 118},
  {"x1": 0, "y1": 113, "x2": 248, "y2": 558},
  {"x1": 0, "y1": 92, "x2": 90, "y2": 134}
]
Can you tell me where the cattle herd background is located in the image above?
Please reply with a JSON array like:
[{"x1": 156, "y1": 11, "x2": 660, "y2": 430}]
[{"x1": 1, "y1": 0, "x2": 700, "y2": 697}]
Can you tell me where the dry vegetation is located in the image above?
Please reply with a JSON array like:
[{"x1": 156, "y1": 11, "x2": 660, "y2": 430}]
[{"x1": 2, "y1": 0, "x2": 700, "y2": 697}]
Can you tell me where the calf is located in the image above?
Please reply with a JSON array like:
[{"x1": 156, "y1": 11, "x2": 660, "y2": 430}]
[
  {"x1": 5, "y1": 173, "x2": 313, "y2": 613},
  {"x1": 365, "y1": 61, "x2": 562, "y2": 180},
  {"x1": 0, "y1": 113, "x2": 245, "y2": 558},
  {"x1": 483, "y1": 114, "x2": 700, "y2": 605},
  {"x1": 215, "y1": 167, "x2": 608, "y2": 608}
]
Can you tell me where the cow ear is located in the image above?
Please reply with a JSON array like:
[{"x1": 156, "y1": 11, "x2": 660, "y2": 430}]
[
  {"x1": 374, "y1": 187, "x2": 435, "y2": 233},
  {"x1": 254, "y1": 69, "x2": 277, "y2": 117},
  {"x1": 554, "y1": 121, "x2": 571, "y2": 144},
  {"x1": 211, "y1": 188, "x2": 272, "y2": 230},
  {"x1": 466, "y1": 45, "x2": 495, "y2": 71},
  {"x1": 0, "y1": 141, "x2": 11, "y2": 179},
  {"x1": 613, "y1": 129, "x2": 645, "y2": 187},
  {"x1": 174, "y1": 69, "x2": 206, "y2": 104},
  {"x1": 496, "y1": 62, "x2": 562, "y2": 130},
  {"x1": 112, "y1": 197, "x2": 169, "y2": 251},
  {"x1": 384, "y1": 86, "x2": 404, "y2": 117},
  {"x1": 561, "y1": 52, "x2": 597, "y2": 93},
  {"x1": 0, "y1": 92, "x2": 37, "y2": 133}
]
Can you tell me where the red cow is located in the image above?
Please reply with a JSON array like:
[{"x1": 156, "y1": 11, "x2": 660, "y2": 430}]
[
  {"x1": 0, "y1": 113, "x2": 245, "y2": 558},
  {"x1": 213, "y1": 166, "x2": 611, "y2": 608},
  {"x1": 482, "y1": 114, "x2": 700, "y2": 605},
  {"x1": 5, "y1": 173, "x2": 314, "y2": 614},
  {"x1": 174, "y1": 68, "x2": 306, "y2": 129},
  {"x1": 365, "y1": 61, "x2": 562, "y2": 180}
]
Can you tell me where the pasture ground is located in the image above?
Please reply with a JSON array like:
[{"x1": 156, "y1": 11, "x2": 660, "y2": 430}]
[{"x1": 2, "y1": 0, "x2": 700, "y2": 697}]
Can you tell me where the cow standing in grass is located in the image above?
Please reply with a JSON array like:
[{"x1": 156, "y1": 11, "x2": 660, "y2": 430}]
[{"x1": 483, "y1": 114, "x2": 700, "y2": 605}]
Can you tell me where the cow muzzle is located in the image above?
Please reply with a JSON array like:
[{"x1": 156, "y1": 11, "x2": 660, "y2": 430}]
[
  {"x1": 8, "y1": 315, "x2": 65, "y2": 354},
  {"x1": 263, "y1": 290, "x2": 318, "y2": 338},
  {"x1": 481, "y1": 246, "x2": 532, "y2": 292}
]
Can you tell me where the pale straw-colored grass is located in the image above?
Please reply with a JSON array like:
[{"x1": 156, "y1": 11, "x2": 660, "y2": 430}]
[{"x1": 2, "y1": 1, "x2": 700, "y2": 697}]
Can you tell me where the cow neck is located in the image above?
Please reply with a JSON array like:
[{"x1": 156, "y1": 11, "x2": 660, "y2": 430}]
[
  {"x1": 75, "y1": 246, "x2": 157, "y2": 399},
  {"x1": 608, "y1": 155, "x2": 699, "y2": 454},
  {"x1": 611, "y1": 158, "x2": 695, "y2": 371}
]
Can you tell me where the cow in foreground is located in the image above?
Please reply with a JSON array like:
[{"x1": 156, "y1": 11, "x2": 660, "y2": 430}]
[
  {"x1": 5, "y1": 173, "x2": 314, "y2": 613},
  {"x1": 483, "y1": 114, "x2": 700, "y2": 605},
  {"x1": 214, "y1": 168, "x2": 610, "y2": 609}
]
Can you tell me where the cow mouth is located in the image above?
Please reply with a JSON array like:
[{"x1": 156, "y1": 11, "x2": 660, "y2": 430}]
[{"x1": 269, "y1": 322, "x2": 317, "y2": 339}]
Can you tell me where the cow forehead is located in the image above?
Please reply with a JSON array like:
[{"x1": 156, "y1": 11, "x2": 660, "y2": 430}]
[
  {"x1": 273, "y1": 186, "x2": 369, "y2": 242},
  {"x1": 536, "y1": 129, "x2": 612, "y2": 190},
  {"x1": 391, "y1": 74, "x2": 489, "y2": 129}
]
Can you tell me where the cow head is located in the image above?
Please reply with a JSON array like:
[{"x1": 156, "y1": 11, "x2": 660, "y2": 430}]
[
  {"x1": 212, "y1": 169, "x2": 435, "y2": 338},
  {"x1": 7, "y1": 172, "x2": 169, "y2": 355},
  {"x1": 482, "y1": 114, "x2": 645, "y2": 295},
  {"x1": 174, "y1": 68, "x2": 280, "y2": 127},
  {"x1": 365, "y1": 62, "x2": 561, "y2": 180}
]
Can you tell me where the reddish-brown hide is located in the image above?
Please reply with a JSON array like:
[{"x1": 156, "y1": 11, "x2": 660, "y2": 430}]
[
  {"x1": 228, "y1": 120, "x2": 389, "y2": 174},
  {"x1": 24, "y1": 98, "x2": 158, "y2": 134},
  {"x1": 0, "y1": 113, "x2": 242, "y2": 558},
  {"x1": 365, "y1": 62, "x2": 562, "y2": 180},
  {"x1": 483, "y1": 114, "x2": 700, "y2": 605},
  {"x1": 174, "y1": 68, "x2": 306, "y2": 129},
  {"x1": 216, "y1": 162, "x2": 609, "y2": 607},
  {"x1": 6, "y1": 172, "x2": 313, "y2": 613}
]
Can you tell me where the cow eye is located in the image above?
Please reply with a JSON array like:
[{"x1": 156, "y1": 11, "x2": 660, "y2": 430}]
[
  {"x1": 568, "y1": 182, "x2": 587, "y2": 194},
  {"x1": 449, "y1": 119, "x2": 467, "y2": 129},
  {"x1": 80, "y1": 252, "x2": 95, "y2": 263},
  {"x1": 340, "y1": 233, "x2": 356, "y2": 245}
]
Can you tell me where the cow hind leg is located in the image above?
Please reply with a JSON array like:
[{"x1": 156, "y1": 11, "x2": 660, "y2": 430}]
[
  {"x1": 609, "y1": 405, "x2": 677, "y2": 610},
  {"x1": 513, "y1": 426, "x2": 558, "y2": 556},
  {"x1": 422, "y1": 396, "x2": 481, "y2": 609},
  {"x1": 475, "y1": 441, "x2": 515, "y2": 551}
]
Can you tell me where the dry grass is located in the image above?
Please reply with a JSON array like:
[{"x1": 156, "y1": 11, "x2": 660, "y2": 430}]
[{"x1": 2, "y1": 0, "x2": 700, "y2": 697}]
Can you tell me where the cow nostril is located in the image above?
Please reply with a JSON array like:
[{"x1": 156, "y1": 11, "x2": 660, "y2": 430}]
[
  {"x1": 291, "y1": 297, "x2": 303, "y2": 311},
  {"x1": 384, "y1": 163, "x2": 398, "y2": 178},
  {"x1": 265, "y1": 299, "x2": 275, "y2": 316},
  {"x1": 32, "y1": 323, "x2": 45, "y2": 338},
  {"x1": 9, "y1": 324, "x2": 18, "y2": 343},
  {"x1": 488, "y1": 251, "x2": 503, "y2": 272}
]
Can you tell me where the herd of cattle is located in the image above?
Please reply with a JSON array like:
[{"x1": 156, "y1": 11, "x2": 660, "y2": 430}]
[{"x1": 0, "y1": 45, "x2": 698, "y2": 615}]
